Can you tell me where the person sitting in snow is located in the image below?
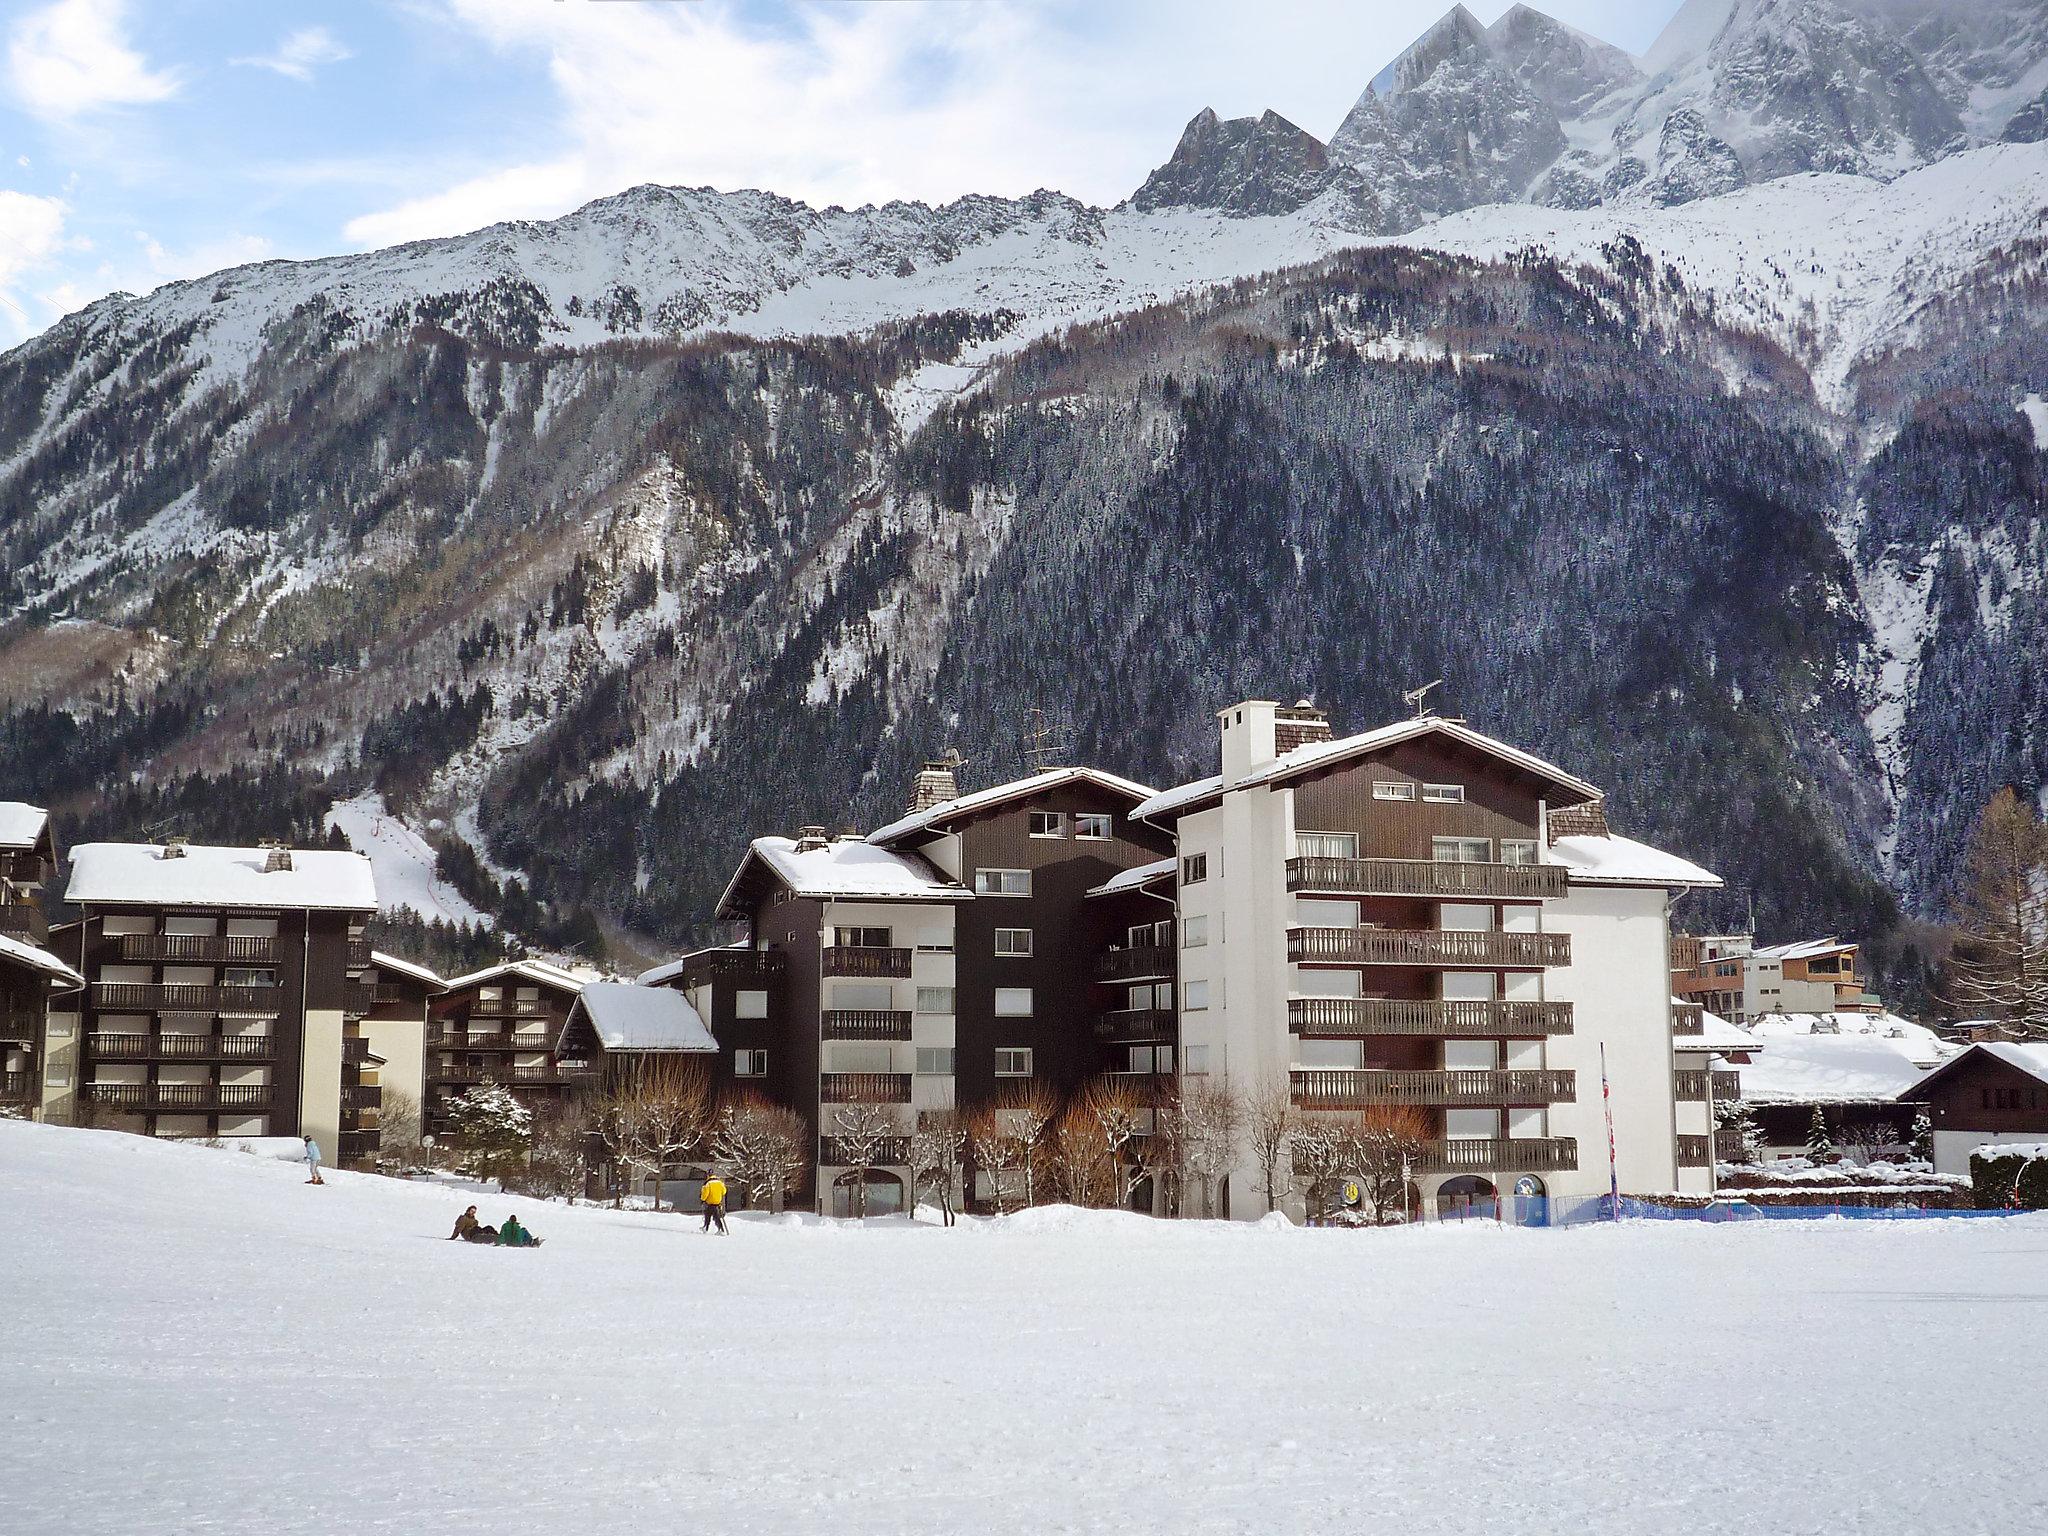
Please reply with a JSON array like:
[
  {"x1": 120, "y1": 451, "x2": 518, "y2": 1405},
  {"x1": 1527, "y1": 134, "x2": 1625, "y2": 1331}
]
[
  {"x1": 497, "y1": 1213, "x2": 541, "y2": 1247},
  {"x1": 450, "y1": 1206, "x2": 481, "y2": 1241}
]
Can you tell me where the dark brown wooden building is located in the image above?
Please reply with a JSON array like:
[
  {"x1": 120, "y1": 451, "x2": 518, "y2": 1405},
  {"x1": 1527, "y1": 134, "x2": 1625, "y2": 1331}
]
[
  {"x1": 1897, "y1": 1042, "x2": 2048, "y2": 1176},
  {"x1": 427, "y1": 959, "x2": 588, "y2": 1139}
]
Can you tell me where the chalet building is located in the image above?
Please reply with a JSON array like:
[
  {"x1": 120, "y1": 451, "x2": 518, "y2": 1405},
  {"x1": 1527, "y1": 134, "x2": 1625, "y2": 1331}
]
[
  {"x1": 1896, "y1": 1043, "x2": 2048, "y2": 1175},
  {"x1": 1129, "y1": 701, "x2": 1728, "y2": 1217},
  {"x1": 427, "y1": 958, "x2": 588, "y2": 1137},
  {"x1": 358, "y1": 951, "x2": 446, "y2": 1146},
  {"x1": 0, "y1": 802, "x2": 79, "y2": 1116},
  {"x1": 556, "y1": 982, "x2": 719, "y2": 1198},
  {"x1": 1673, "y1": 935, "x2": 1879, "y2": 1024},
  {"x1": 51, "y1": 841, "x2": 380, "y2": 1164},
  {"x1": 2, "y1": 801, "x2": 58, "y2": 949}
]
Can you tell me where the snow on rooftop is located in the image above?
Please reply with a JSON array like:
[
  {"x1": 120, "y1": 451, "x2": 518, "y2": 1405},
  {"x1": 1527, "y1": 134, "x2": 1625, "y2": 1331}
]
[
  {"x1": 0, "y1": 931, "x2": 83, "y2": 988},
  {"x1": 443, "y1": 957, "x2": 589, "y2": 993},
  {"x1": 1087, "y1": 857, "x2": 1176, "y2": 899},
  {"x1": 66, "y1": 842, "x2": 377, "y2": 912},
  {"x1": 726, "y1": 836, "x2": 968, "y2": 907},
  {"x1": 0, "y1": 802, "x2": 49, "y2": 851},
  {"x1": 1680, "y1": 1002, "x2": 1756, "y2": 1053},
  {"x1": 1731, "y1": 1034, "x2": 1934, "y2": 1105},
  {"x1": 572, "y1": 983, "x2": 717, "y2": 1053},
  {"x1": 370, "y1": 951, "x2": 444, "y2": 989},
  {"x1": 636, "y1": 943, "x2": 748, "y2": 988},
  {"x1": 1750, "y1": 937, "x2": 1856, "y2": 961},
  {"x1": 1548, "y1": 833, "x2": 1721, "y2": 888},
  {"x1": 1744, "y1": 1010, "x2": 1950, "y2": 1068},
  {"x1": 869, "y1": 767, "x2": 1156, "y2": 847}
]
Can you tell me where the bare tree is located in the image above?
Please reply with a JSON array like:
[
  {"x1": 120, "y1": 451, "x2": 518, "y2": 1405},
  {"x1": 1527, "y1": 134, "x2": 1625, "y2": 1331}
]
[
  {"x1": 377, "y1": 1086, "x2": 424, "y2": 1166},
  {"x1": 997, "y1": 1081, "x2": 1061, "y2": 1206},
  {"x1": 1288, "y1": 1116, "x2": 1345, "y2": 1222},
  {"x1": 1050, "y1": 1078, "x2": 1148, "y2": 1207},
  {"x1": 908, "y1": 1105, "x2": 967, "y2": 1225},
  {"x1": 1175, "y1": 1080, "x2": 1245, "y2": 1219},
  {"x1": 594, "y1": 1056, "x2": 714, "y2": 1210},
  {"x1": 1943, "y1": 787, "x2": 2048, "y2": 1037},
  {"x1": 1246, "y1": 1086, "x2": 1298, "y2": 1217},
  {"x1": 711, "y1": 1093, "x2": 809, "y2": 1212},
  {"x1": 519, "y1": 1098, "x2": 593, "y2": 1198},
  {"x1": 967, "y1": 1106, "x2": 1020, "y2": 1214},
  {"x1": 829, "y1": 1102, "x2": 901, "y2": 1218},
  {"x1": 1350, "y1": 1106, "x2": 1430, "y2": 1224}
]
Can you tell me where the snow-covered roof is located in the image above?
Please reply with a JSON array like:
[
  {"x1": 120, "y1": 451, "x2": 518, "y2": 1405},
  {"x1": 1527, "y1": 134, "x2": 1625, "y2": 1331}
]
[
  {"x1": 370, "y1": 951, "x2": 445, "y2": 989},
  {"x1": 66, "y1": 842, "x2": 377, "y2": 912},
  {"x1": 444, "y1": 957, "x2": 590, "y2": 993},
  {"x1": 570, "y1": 983, "x2": 717, "y2": 1053},
  {"x1": 717, "y1": 835, "x2": 967, "y2": 915},
  {"x1": 636, "y1": 943, "x2": 747, "y2": 988},
  {"x1": 1131, "y1": 717, "x2": 1601, "y2": 822},
  {"x1": 1744, "y1": 1010, "x2": 1950, "y2": 1068},
  {"x1": 1751, "y1": 937, "x2": 1857, "y2": 961},
  {"x1": 1731, "y1": 1035, "x2": 1934, "y2": 1106},
  {"x1": 1676, "y1": 1001, "x2": 1758, "y2": 1054},
  {"x1": 1087, "y1": 857, "x2": 1176, "y2": 899},
  {"x1": 1547, "y1": 833, "x2": 1721, "y2": 889},
  {"x1": 0, "y1": 931, "x2": 83, "y2": 988},
  {"x1": 1899, "y1": 1042, "x2": 2048, "y2": 1103},
  {"x1": 869, "y1": 767, "x2": 1157, "y2": 847},
  {"x1": 0, "y1": 802, "x2": 50, "y2": 851}
]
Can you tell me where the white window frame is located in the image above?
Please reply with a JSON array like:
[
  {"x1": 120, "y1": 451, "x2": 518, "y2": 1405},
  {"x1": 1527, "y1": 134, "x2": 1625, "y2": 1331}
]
[
  {"x1": 916, "y1": 927, "x2": 953, "y2": 953},
  {"x1": 734, "y1": 989, "x2": 769, "y2": 1020},
  {"x1": 734, "y1": 1048, "x2": 768, "y2": 1077},
  {"x1": 1028, "y1": 811, "x2": 1066, "y2": 839},
  {"x1": 1296, "y1": 831, "x2": 1359, "y2": 860},
  {"x1": 1432, "y1": 836, "x2": 1493, "y2": 864},
  {"x1": 994, "y1": 1047, "x2": 1033, "y2": 1078},
  {"x1": 914, "y1": 986, "x2": 956, "y2": 1014},
  {"x1": 915, "y1": 1046, "x2": 956, "y2": 1076},
  {"x1": 1074, "y1": 813, "x2": 1113, "y2": 840},
  {"x1": 974, "y1": 868, "x2": 1032, "y2": 896},
  {"x1": 1373, "y1": 780, "x2": 1416, "y2": 801},
  {"x1": 1182, "y1": 852, "x2": 1208, "y2": 884},
  {"x1": 1184, "y1": 979, "x2": 1210, "y2": 1011},
  {"x1": 994, "y1": 987, "x2": 1033, "y2": 1018},
  {"x1": 1422, "y1": 783, "x2": 1466, "y2": 803},
  {"x1": 995, "y1": 927, "x2": 1034, "y2": 957},
  {"x1": 1183, "y1": 1044, "x2": 1210, "y2": 1075},
  {"x1": 1183, "y1": 915, "x2": 1208, "y2": 949},
  {"x1": 1499, "y1": 840, "x2": 1539, "y2": 867}
]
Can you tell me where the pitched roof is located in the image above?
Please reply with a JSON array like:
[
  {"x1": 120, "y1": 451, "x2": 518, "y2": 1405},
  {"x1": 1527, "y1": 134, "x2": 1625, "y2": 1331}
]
[
  {"x1": 1086, "y1": 857, "x2": 1176, "y2": 899},
  {"x1": 637, "y1": 942, "x2": 747, "y2": 988},
  {"x1": 0, "y1": 802, "x2": 50, "y2": 851},
  {"x1": 1744, "y1": 1010, "x2": 1949, "y2": 1068},
  {"x1": 1131, "y1": 717, "x2": 1602, "y2": 823},
  {"x1": 0, "y1": 931, "x2": 83, "y2": 988},
  {"x1": 569, "y1": 982, "x2": 717, "y2": 1052},
  {"x1": 869, "y1": 767, "x2": 1157, "y2": 847},
  {"x1": 443, "y1": 957, "x2": 590, "y2": 993},
  {"x1": 1751, "y1": 937, "x2": 1857, "y2": 961},
  {"x1": 1548, "y1": 832, "x2": 1721, "y2": 889},
  {"x1": 370, "y1": 951, "x2": 445, "y2": 989},
  {"x1": 1730, "y1": 1034, "x2": 1933, "y2": 1105},
  {"x1": 1897, "y1": 1041, "x2": 2048, "y2": 1101},
  {"x1": 66, "y1": 842, "x2": 377, "y2": 912},
  {"x1": 716, "y1": 835, "x2": 967, "y2": 917}
]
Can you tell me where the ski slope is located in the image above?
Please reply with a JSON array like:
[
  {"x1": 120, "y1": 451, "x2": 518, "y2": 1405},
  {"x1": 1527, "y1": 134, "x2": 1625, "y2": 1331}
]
[{"x1": 2, "y1": 1119, "x2": 2043, "y2": 1535}]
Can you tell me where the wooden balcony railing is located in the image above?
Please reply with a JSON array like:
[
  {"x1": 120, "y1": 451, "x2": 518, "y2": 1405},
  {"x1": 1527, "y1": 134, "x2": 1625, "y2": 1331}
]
[
  {"x1": 1289, "y1": 998, "x2": 1573, "y2": 1037},
  {"x1": 90, "y1": 982, "x2": 284, "y2": 1013},
  {"x1": 1286, "y1": 857, "x2": 1567, "y2": 901},
  {"x1": 427, "y1": 1029, "x2": 553, "y2": 1051},
  {"x1": 821, "y1": 1010, "x2": 914, "y2": 1041},
  {"x1": 0, "y1": 1009, "x2": 45, "y2": 1043},
  {"x1": 0, "y1": 903, "x2": 49, "y2": 942},
  {"x1": 1675, "y1": 1070, "x2": 1742, "y2": 1102},
  {"x1": 466, "y1": 995, "x2": 552, "y2": 1017},
  {"x1": 1677, "y1": 1134, "x2": 1712, "y2": 1167},
  {"x1": 86, "y1": 1082, "x2": 271, "y2": 1110},
  {"x1": 343, "y1": 1037, "x2": 371, "y2": 1064},
  {"x1": 679, "y1": 947, "x2": 787, "y2": 983},
  {"x1": 342, "y1": 984, "x2": 377, "y2": 1017},
  {"x1": 1288, "y1": 928, "x2": 1570, "y2": 968},
  {"x1": 116, "y1": 933, "x2": 282, "y2": 964},
  {"x1": 1672, "y1": 1002, "x2": 1705, "y2": 1036},
  {"x1": 339, "y1": 1131, "x2": 381, "y2": 1162},
  {"x1": 819, "y1": 1135, "x2": 911, "y2": 1166},
  {"x1": 1095, "y1": 1008, "x2": 1176, "y2": 1043},
  {"x1": 1290, "y1": 1068, "x2": 1575, "y2": 1110},
  {"x1": 86, "y1": 1083, "x2": 146, "y2": 1108},
  {"x1": 0, "y1": 1069, "x2": 30, "y2": 1102},
  {"x1": 821, "y1": 947, "x2": 913, "y2": 979},
  {"x1": 1412, "y1": 1137, "x2": 1578, "y2": 1173},
  {"x1": 343, "y1": 1084, "x2": 383, "y2": 1110},
  {"x1": 819, "y1": 1072, "x2": 913, "y2": 1104},
  {"x1": 1095, "y1": 945, "x2": 1174, "y2": 983},
  {"x1": 1715, "y1": 1128, "x2": 1747, "y2": 1162},
  {"x1": 346, "y1": 939, "x2": 372, "y2": 967},
  {"x1": 88, "y1": 1032, "x2": 274, "y2": 1060}
]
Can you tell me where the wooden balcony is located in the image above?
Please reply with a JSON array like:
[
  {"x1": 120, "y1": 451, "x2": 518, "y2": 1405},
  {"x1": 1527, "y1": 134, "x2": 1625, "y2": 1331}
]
[
  {"x1": 346, "y1": 939, "x2": 372, "y2": 967},
  {"x1": 679, "y1": 947, "x2": 787, "y2": 983},
  {"x1": 88, "y1": 1032, "x2": 274, "y2": 1061},
  {"x1": 90, "y1": 982, "x2": 285, "y2": 1014},
  {"x1": 343, "y1": 983, "x2": 377, "y2": 1017},
  {"x1": 116, "y1": 933, "x2": 282, "y2": 964},
  {"x1": 1672, "y1": 1002, "x2": 1705, "y2": 1036},
  {"x1": 85, "y1": 1082, "x2": 271, "y2": 1110},
  {"x1": 821, "y1": 1009, "x2": 914, "y2": 1042},
  {"x1": 1677, "y1": 1134, "x2": 1712, "y2": 1167},
  {"x1": 427, "y1": 1028, "x2": 553, "y2": 1051},
  {"x1": 0, "y1": 903, "x2": 49, "y2": 943},
  {"x1": 819, "y1": 1135, "x2": 911, "y2": 1166},
  {"x1": 0, "y1": 1009, "x2": 44, "y2": 1043},
  {"x1": 0, "y1": 1069, "x2": 30, "y2": 1103},
  {"x1": 819, "y1": 1071, "x2": 913, "y2": 1104},
  {"x1": 1095, "y1": 944, "x2": 1174, "y2": 983},
  {"x1": 1289, "y1": 998, "x2": 1573, "y2": 1038},
  {"x1": 1290, "y1": 1068, "x2": 1575, "y2": 1110},
  {"x1": 339, "y1": 1130, "x2": 381, "y2": 1162},
  {"x1": 1675, "y1": 1070, "x2": 1742, "y2": 1102},
  {"x1": 1095, "y1": 1008, "x2": 1176, "y2": 1044},
  {"x1": 466, "y1": 995, "x2": 553, "y2": 1018},
  {"x1": 1413, "y1": 1137, "x2": 1578, "y2": 1173},
  {"x1": 821, "y1": 947, "x2": 913, "y2": 979},
  {"x1": 1715, "y1": 1128, "x2": 1746, "y2": 1162},
  {"x1": 1286, "y1": 857, "x2": 1567, "y2": 901},
  {"x1": 343, "y1": 1084, "x2": 383, "y2": 1110},
  {"x1": 343, "y1": 1037, "x2": 371, "y2": 1064},
  {"x1": 1288, "y1": 928, "x2": 1570, "y2": 968}
]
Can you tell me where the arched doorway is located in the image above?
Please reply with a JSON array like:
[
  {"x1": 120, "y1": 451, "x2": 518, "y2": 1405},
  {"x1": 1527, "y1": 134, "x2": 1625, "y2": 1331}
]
[
  {"x1": 832, "y1": 1168, "x2": 905, "y2": 1219},
  {"x1": 1435, "y1": 1175, "x2": 1498, "y2": 1221},
  {"x1": 1509, "y1": 1174, "x2": 1548, "y2": 1227}
]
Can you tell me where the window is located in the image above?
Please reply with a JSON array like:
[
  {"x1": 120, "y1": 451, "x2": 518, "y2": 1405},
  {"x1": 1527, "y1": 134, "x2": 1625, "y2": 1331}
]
[
  {"x1": 1432, "y1": 837, "x2": 1492, "y2": 864},
  {"x1": 1423, "y1": 783, "x2": 1466, "y2": 803},
  {"x1": 1184, "y1": 1044, "x2": 1209, "y2": 1075},
  {"x1": 995, "y1": 1047, "x2": 1033, "y2": 1077},
  {"x1": 832, "y1": 1044, "x2": 894, "y2": 1074},
  {"x1": 1185, "y1": 979, "x2": 1210, "y2": 1011},
  {"x1": 834, "y1": 926, "x2": 892, "y2": 948},
  {"x1": 915, "y1": 1047, "x2": 956, "y2": 1075},
  {"x1": 1373, "y1": 780, "x2": 1416, "y2": 801},
  {"x1": 735, "y1": 989, "x2": 768, "y2": 1020},
  {"x1": 975, "y1": 868, "x2": 1032, "y2": 896},
  {"x1": 995, "y1": 927, "x2": 1033, "y2": 957},
  {"x1": 916, "y1": 927, "x2": 953, "y2": 953},
  {"x1": 734, "y1": 1049, "x2": 768, "y2": 1077},
  {"x1": 834, "y1": 982, "x2": 893, "y2": 1011},
  {"x1": 915, "y1": 986, "x2": 956, "y2": 1014},
  {"x1": 1183, "y1": 915, "x2": 1208, "y2": 948},
  {"x1": 1500, "y1": 840, "x2": 1539, "y2": 867},
  {"x1": 1182, "y1": 852, "x2": 1208, "y2": 884},
  {"x1": 1130, "y1": 919, "x2": 1171, "y2": 948},
  {"x1": 994, "y1": 987, "x2": 1033, "y2": 1018},
  {"x1": 1028, "y1": 811, "x2": 1066, "y2": 839},
  {"x1": 222, "y1": 968, "x2": 278, "y2": 989},
  {"x1": 1296, "y1": 831, "x2": 1358, "y2": 860},
  {"x1": 1075, "y1": 813, "x2": 1113, "y2": 840}
]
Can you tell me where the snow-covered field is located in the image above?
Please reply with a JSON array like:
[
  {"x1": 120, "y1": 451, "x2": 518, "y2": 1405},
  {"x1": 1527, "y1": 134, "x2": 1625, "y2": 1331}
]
[
  {"x1": 325, "y1": 791, "x2": 495, "y2": 929},
  {"x1": 3, "y1": 1118, "x2": 2043, "y2": 1535}
]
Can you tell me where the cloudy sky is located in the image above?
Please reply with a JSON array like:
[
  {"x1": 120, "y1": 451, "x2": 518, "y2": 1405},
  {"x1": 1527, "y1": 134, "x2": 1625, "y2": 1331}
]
[{"x1": 0, "y1": 0, "x2": 1684, "y2": 345}]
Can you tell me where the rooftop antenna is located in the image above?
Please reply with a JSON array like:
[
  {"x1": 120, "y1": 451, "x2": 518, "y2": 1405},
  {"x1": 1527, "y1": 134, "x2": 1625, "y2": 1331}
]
[
  {"x1": 1402, "y1": 679, "x2": 1443, "y2": 719},
  {"x1": 1021, "y1": 707, "x2": 1070, "y2": 772}
]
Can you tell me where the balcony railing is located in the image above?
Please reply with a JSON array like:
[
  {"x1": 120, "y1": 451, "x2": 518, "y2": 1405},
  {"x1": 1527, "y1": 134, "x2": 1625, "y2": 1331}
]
[
  {"x1": 819, "y1": 1135, "x2": 911, "y2": 1166},
  {"x1": 821, "y1": 1009, "x2": 914, "y2": 1042},
  {"x1": 1288, "y1": 927, "x2": 1570, "y2": 968},
  {"x1": 0, "y1": 1069, "x2": 29, "y2": 1102},
  {"x1": 85, "y1": 1082, "x2": 272, "y2": 1110},
  {"x1": 90, "y1": 982, "x2": 284, "y2": 1014},
  {"x1": 1289, "y1": 998, "x2": 1573, "y2": 1037},
  {"x1": 679, "y1": 947, "x2": 787, "y2": 984},
  {"x1": 88, "y1": 1032, "x2": 274, "y2": 1061},
  {"x1": 0, "y1": 1009, "x2": 44, "y2": 1043},
  {"x1": 346, "y1": 939, "x2": 372, "y2": 967},
  {"x1": 1095, "y1": 1008, "x2": 1176, "y2": 1044},
  {"x1": 1095, "y1": 945, "x2": 1174, "y2": 983},
  {"x1": 427, "y1": 1029, "x2": 554, "y2": 1051},
  {"x1": 1290, "y1": 1068, "x2": 1575, "y2": 1109},
  {"x1": 116, "y1": 933, "x2": 282, "y2": 964},
  {"x1": 1672, "y1": 1002, "x2": 1705, "y2": 1036},
  {"x1": 1677, "y1": 1134, "x2": 1712, "y2": 1167},
  {"x1": 0, "y1": 903, "x2": 49, "y2": 942},
  {"x1": 819, "y1": 1071, "x2": 913, "y2": 1104},
  {"x1": 1675, "y1": 1070, "x2": 1742, "y2": 1102},
  {"x1": 466, "y1": 995, "x2": 552, "y2": 1017},
  {"x1": 1286, "y1": 857, "x2": 1567, "y2": 901},
  {"x1": 343, "y1": 1037, "x2": 370, "y2": 1064},
  {"x1": 1412, "y1": 1137, "x2": 1578, "y2": 1173},
  {"x1": 343, "y1": 1084, "x2": 383, "y2": 1110},
  {"x1": 339, "y1": 1131, "x2": 380, "y2": 1162},
  {"x1": 1715, "y1": 1128, "x2": 1747, "y2": 1162},
  {"x1": 821, "y1": 947, "x2": 913, "y2": 979},
  {"x1": 342, "y1": 984, "x2": 377, "y2": 1017}
]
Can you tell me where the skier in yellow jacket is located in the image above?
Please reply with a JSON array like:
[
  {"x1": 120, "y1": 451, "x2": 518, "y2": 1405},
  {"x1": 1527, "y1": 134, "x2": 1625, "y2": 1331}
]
[{"x1": 699, "y1": 1176, "x2": 729, "y2": 1235}]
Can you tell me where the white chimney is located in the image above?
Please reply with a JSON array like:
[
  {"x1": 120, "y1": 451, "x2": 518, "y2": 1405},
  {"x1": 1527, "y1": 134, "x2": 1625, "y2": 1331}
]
[{"x1": 1218, "y1": 700, "x2": 1280, "y2": 786}]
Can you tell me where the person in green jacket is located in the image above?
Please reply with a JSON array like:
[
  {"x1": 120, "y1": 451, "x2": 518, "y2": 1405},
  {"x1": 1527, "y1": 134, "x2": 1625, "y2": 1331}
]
[{"x1": 497, "y1": 1213, "x2": 541, "y2": 1247}]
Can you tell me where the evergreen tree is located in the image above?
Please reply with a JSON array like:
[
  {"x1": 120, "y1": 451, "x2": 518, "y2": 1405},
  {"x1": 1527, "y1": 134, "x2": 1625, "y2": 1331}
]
[
  {"x1": 1909, "y1": 1112, "x2": 1933, "y2": 1163},
  {"x1": 1804, "y1": 1106, "x2": 1835, "y2": 1162},
  {"x1": 1943, "y1": 788, "x2": 2048, "y2": 1038},
  {"x1": 446, "y1": 1081, "x2": 534, "y2": 1187}
]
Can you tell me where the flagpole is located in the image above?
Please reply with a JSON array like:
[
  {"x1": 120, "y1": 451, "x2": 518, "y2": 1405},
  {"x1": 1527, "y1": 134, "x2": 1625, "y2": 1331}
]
[{"x1": 1601, "y1": 1042, "x2": 1620, "y2": 1220}]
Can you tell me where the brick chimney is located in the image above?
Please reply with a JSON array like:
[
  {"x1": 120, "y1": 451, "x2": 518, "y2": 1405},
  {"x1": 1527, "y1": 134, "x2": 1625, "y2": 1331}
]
[
  {"x1": 794, "y1": 825, "x2": 830, "y2": 852},
  {"x1": 1274, "y1": 700, "x2": 1332, "y2": 756},
  {"x1": 909, "y1": 753, "x2": 961, "y2": 814},
  {"x1": 261, "y1": 840, "x2": 294, "y2": 873}
]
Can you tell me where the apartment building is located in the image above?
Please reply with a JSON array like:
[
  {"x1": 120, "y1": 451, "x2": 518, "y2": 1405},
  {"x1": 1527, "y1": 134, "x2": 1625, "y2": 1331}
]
[
  {"x1": 51, "y1": 840, "x2": 380, "y2": 1163},
  {"x1": 1673, "y1": 934, "x2": 1878, "y2": 1023},
  {"x1": 358, "y1": 951, "x2": 445, "y2": 1144},
  {"x1": 1130, "y1": 700, "x2": 1725, "y2": 1217},
  {"x1": 426, "y1": 959, "x2": 587, "y2": 1138},
  {"x1": 1, "y1": 803, "x2": 82, "y2": 1115}
]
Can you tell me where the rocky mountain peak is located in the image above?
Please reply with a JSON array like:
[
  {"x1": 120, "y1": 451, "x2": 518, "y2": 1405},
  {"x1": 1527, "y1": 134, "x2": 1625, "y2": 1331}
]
[{"x1": 1126, "y1": 107, "x2": 1373, "y2": 222}]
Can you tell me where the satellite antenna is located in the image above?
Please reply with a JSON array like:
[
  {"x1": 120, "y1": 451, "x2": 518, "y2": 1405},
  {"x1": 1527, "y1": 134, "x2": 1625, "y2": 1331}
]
[
  {"x1": 1021, "y1": 708, "x2": 1070, "y2": 772},
  {"x1": 1402, "y1": 679, "x2": 1443, "y2": 719}
]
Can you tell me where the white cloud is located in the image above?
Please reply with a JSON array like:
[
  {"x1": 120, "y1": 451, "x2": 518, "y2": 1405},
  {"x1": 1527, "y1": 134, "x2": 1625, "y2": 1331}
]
[
  {"x1": 0, "y1": 188, "x2": 69, "y2": 339},
  {"x1": 6, "y1": 0, "x2": 181, "y2": 121},
  {"x1": 230, "y1": 26, "x2": 354, "y2": 83}
]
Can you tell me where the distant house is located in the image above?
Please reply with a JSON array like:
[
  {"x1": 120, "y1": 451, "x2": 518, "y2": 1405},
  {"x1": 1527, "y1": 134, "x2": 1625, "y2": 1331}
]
[
  {"x1": 1896, "y1": 1043, "x2": 2048, "y2": 1176},
  {"x1": 556, "y1": 981, "x2": 719, "y2": 1078},
  {"x1": 1728, "y1": 1032, "x2": 1933, "y2": 1157},
  {"x1": 1672, "y1": 935, "x2": 1881, "y2": 1025}
]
